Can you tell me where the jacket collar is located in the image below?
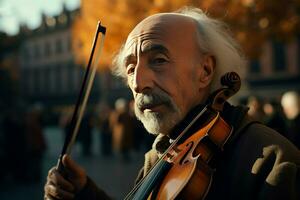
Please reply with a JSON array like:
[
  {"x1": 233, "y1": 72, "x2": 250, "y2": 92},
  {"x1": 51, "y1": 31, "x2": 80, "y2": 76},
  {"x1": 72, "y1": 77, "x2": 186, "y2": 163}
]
[
  {"x1": 168, "y1": 102, "x2": 249, "y2": 140},
  {"x1": 153, "y1": 102, "x2": 250, "y2": 154}
]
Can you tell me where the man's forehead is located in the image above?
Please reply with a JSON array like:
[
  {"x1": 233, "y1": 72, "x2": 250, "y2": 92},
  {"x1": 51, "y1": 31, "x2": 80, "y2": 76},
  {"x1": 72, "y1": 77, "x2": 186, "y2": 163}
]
[{"x1": 125, "y1": 13, "x2": 197, "y2": 49}]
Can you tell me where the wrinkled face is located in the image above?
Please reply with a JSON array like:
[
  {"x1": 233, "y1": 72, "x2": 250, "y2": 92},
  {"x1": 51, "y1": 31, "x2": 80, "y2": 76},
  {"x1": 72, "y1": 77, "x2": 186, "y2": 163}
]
[{"x1": 123, "y1": 14, "x2": 211, "y2": 135}]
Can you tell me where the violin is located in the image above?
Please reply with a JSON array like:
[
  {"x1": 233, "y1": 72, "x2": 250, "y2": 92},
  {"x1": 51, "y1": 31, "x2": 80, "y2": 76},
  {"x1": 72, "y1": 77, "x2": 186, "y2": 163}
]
[{"x1": 125, "y1": 72, "x2": 241, "y2": 200}]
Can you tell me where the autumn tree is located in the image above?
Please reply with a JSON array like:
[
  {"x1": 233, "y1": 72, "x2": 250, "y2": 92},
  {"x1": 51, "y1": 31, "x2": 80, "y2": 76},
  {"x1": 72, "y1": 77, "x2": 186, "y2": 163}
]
[{"x1": 72, "y1": 0, "x2": 300, "y2": 69}]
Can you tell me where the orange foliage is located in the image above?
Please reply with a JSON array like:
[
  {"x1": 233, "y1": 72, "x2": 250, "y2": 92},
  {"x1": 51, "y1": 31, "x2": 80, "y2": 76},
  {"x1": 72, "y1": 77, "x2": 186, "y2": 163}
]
[{"x1": 72, "y1": 0, "x2": 300, "y2": 69}]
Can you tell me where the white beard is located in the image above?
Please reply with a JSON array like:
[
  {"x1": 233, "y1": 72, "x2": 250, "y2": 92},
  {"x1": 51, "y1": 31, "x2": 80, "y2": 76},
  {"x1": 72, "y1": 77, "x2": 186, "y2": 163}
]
[{"x1": 134, "y1": 89, "x2": 182, "y2": 135}]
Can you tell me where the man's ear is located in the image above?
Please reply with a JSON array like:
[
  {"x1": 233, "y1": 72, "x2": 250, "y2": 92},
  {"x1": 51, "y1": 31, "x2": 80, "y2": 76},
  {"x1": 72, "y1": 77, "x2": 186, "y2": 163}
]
[{"x1": 198, "y1": 55, "x2": 215, "y2": 89}]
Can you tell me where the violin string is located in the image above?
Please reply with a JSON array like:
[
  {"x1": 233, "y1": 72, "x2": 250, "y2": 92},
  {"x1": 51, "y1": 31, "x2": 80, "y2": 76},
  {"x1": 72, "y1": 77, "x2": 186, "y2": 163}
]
[
  {"x1": 131, "y1": 161, "x2": 168, "y2": 200},
  {"x1": 124, "y1": 106, "x2": 209, "y2": 199}
]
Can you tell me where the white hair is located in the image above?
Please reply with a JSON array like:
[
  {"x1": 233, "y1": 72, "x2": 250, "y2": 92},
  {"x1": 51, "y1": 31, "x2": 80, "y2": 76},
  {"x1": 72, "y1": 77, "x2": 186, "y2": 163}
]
[
  {"x1": 176, "y1": 7, "x2": 246, "y2": 91},
  {"x1": 112, "y1": 6, "x2": 246, "y2": 92}
]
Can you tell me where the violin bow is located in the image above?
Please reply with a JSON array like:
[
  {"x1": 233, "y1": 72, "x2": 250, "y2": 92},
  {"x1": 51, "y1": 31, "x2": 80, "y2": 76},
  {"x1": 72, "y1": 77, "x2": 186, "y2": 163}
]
[{"x1": 56, "y1": 21, "x2": 106, "y2": 172}]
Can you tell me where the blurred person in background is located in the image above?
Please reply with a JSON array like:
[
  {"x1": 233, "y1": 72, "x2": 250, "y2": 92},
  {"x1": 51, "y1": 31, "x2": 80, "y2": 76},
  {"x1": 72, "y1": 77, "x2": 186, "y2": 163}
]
[
  {"x1": 263, "y1": 100, "x2": 288, "y2": 138},
  {"x1": 77, "y1": 111, "x2": 94, "y2": 157},
  {"x1": 2, "y1": 107, "x2": 27, "y2": 183},
  {"x1": 281, "y1": 91, "x2": 300, "y2": 149},
  {"x1": 97, "y1": 102, "x2": 113, "y2": 157},
  {"x1": 247, "y1": 96, "x2": 265, "y2": 122},
  {"x1": 59, "y1": 109, "x2": 73, "y2": 143},
  {"x1": 109, "y1": 98, "x2": 134, "y2": 161},
  {"x1": 24, "y1": 104, "x2": 46, "y2": 182},
  {"x1": 44, "y1": 7, "x2": 300, "y2": 200},
  {"x1": 129, "y1": 99, "x2": 154, "y2": 153}
]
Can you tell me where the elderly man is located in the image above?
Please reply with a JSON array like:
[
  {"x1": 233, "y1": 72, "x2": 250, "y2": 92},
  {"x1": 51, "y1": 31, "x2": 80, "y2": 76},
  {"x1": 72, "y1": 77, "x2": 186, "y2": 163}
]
[{"x1": 44, "y1": 7, "x2": 300, "y2": 200}]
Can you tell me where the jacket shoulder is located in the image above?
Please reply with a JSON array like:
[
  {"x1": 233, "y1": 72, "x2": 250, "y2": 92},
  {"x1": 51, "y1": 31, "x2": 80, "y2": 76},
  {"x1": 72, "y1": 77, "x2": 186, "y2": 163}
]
[
  {"x1": 227, "y1": 122, "x2": 300, "y2": 199},
  {"x1": 241, "y1": 122, "x2": 300, "y2": 162},
  {"x1": 208, "y1": 119, "x2": 300, "y2": 199}
]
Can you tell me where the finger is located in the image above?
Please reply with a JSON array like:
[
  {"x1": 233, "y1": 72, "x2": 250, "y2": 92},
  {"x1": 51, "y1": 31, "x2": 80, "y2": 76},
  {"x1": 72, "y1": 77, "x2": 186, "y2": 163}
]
[
  {"x1": 44, "y1": 194, "x2": 58, "y2": 200},
  {"x1": 48, "y1": 167, "x2": 57, "y2": 177},
  {"x1": 44, "y1": 181, "x2": 58, "y2": 199},
  {"x1": 62, "y1": 155, "x2": 83, "y2": 176},
  {"x1": 47, "y1": 167, "x2": 74, "y2": 192},
  {"x1": 49, "y1": 169, "x2": 75, "y2": 192},
  {"x1": 62, "y1": 154, "x2": 87, "y2": 191},
  {"x1": 45, "y1": 183, "x2": 75, "y2": 200}
]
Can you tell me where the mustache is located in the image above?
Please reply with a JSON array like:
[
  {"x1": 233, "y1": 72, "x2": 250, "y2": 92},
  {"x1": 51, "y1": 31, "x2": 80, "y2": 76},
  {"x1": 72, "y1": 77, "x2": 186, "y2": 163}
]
[{"x1": 135, "y1": 89, "x2": 172, "y2": 111}]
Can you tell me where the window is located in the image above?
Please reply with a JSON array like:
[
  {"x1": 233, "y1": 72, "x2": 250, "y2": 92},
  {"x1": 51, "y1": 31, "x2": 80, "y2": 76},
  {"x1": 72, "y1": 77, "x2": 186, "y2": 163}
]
[
  {"x1": 30, "y1": 69, "x2": 38, "y2": 94},
  {"x1": 45, "y1": 41, "x2": 52, "y2": 57},
  {"x1": 67, "y1": 36, "x2": 72, "y2": 52},
  {"x1": 73, "y1": 65, "x2": 81, "y2": 92},
  {"x1": 250, "y1": 59, "x2": 260, "y2": 73},
  {"x1": 272, "y1": 40, "x2": 286, "y2": 72},
  {"x1": 49, "y1": 66, "x2": 56, "y2": 93},
  {"x1": 34, "y1": 43, "x2": 41, "y2": 58},
  {"x1": 55, "y1": 38, "x2": 63, "y2": 54},
  {"x1": 60, "y1": 65, "x2": 68, "y2": 93},
  {"x1": 298, "y1": 37, "x2": 300, "y2": 69},
  {"x1": 21, "y1": 46, "x2": 30, "y2": 64}
]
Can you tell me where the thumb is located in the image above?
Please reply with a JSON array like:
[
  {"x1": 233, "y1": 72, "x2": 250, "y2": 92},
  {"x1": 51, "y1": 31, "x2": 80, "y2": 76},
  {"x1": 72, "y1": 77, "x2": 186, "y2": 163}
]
[
  {"x1": 62, "y1": 154, "x2": 87, "y2": 191},
  {"x1": 62, "y1": 155, "x2": 82, "y2": 174}
]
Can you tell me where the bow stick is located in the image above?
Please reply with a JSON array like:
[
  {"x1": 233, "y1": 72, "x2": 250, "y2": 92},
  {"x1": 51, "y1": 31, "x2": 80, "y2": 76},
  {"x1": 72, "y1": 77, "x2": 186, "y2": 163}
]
[{"x1": 56, "y1": 21, "x2": 106, "y2": 172}]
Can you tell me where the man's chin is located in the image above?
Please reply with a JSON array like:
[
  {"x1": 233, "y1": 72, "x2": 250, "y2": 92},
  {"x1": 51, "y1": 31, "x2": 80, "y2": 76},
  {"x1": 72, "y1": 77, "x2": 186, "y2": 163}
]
[
  {"x1": 135, "y1": 106, "x2": 182, "y2": 136},
  {"x1": 140, "y1": 119, "x2": 163, "y2": 135},
  {"x1": 139, "y1": 116, "x2": 174, "y2": 136}
]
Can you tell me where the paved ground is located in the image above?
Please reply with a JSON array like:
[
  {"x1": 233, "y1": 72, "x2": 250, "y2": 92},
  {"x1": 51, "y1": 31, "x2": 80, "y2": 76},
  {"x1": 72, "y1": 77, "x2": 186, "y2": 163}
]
[{"x1": 0, "y1": 127, "x2": 146, "y2": 200}]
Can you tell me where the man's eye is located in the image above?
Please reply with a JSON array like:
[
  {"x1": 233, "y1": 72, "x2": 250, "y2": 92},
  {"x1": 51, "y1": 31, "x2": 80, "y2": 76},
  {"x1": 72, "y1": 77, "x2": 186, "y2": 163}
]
[
  {"x1": 126, "y1": 64, "x2": 135, "y2": 75},
  {"x1": 150, "y1": 56, "x2": 168, "y2": 65}
]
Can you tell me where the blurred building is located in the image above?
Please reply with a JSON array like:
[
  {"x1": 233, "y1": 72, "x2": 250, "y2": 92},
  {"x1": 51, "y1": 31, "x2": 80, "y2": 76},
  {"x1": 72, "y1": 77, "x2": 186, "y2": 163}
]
[
  {"x1": 246, "y1": 38, "x2": 300, "y2": 98},
  {"x1": 18, "y1": 6, "x2": 104, "y2": 110},
  {"x1": 11, "y1": 5, "x2": 300, "y2": 111}
]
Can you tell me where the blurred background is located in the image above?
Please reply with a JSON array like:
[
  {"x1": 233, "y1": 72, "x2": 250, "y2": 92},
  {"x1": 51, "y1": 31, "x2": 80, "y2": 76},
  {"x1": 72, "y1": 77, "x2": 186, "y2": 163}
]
[{"x1": 0, "y1": 0, "x2": 300, "y2": 199}]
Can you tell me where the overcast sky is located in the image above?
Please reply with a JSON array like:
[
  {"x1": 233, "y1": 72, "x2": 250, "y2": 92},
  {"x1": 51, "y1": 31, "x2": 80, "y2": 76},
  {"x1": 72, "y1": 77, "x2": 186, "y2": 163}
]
[{"x1": 0, "y1": 0, "x2": 80, "y2": 35}]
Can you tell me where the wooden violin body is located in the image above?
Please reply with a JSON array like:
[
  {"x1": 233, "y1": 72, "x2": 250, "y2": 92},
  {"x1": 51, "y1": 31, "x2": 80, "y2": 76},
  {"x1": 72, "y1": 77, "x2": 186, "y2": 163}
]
[{"x1": 154, "y1": 111, "x2": 232, "y2": 200}]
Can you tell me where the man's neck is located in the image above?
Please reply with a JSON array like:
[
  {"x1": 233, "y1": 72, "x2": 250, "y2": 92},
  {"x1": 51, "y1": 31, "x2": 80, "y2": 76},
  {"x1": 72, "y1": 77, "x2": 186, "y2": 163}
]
[{"x1": 168, "y1": 103, "x2": 206, "y2": 140}]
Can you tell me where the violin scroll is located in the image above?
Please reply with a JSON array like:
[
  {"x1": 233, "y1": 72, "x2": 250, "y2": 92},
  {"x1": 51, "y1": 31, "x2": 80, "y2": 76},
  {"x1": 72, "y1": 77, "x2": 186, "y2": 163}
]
[
  {"x1": 210, "y1": 72, "x2": 241, "y2": 112},
  {"x1": 220, "y1": 72, "x2": 241, "y2": 94}
]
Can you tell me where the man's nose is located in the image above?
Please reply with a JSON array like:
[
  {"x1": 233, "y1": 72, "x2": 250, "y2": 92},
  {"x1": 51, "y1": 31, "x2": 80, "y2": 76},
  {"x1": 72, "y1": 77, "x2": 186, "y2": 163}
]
[{"x1": 132, "y1": 61, "x2": 154, "y2": 93}]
